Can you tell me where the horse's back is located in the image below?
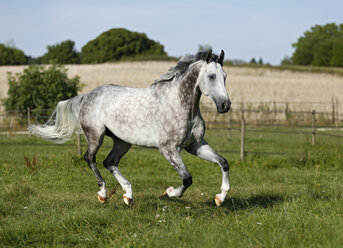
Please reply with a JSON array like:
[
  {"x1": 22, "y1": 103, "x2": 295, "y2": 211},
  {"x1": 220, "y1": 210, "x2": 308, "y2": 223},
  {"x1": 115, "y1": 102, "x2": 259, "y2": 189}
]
[{"x1": 79, "y1": 84, "x2": 160, "y2": 147}]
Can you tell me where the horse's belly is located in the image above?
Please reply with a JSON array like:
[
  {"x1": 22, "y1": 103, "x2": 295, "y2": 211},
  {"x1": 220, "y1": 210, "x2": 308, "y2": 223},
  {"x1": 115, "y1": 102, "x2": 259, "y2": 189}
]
[{"x1": 107, "y1": 124, "x2": 158, "y2": 147}]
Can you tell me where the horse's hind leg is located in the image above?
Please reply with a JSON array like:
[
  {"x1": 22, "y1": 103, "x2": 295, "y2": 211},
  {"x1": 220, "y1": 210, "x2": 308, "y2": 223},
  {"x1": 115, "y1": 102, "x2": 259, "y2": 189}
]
[
  {"x1": 103, "y1": 137, "x2": 132, "y2": 205},
  {"x1": 83, "y1": 126, "x2": 107, "y2": 203}
]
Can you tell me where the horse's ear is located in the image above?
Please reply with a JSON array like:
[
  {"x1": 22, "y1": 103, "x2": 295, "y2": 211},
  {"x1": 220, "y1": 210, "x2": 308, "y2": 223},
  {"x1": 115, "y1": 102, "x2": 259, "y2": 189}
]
[
  {"x1": 206, "y1": 49, "x2": 212, "y2": 63},
  {"x1": 219, "y1": 50, "x2": 225, "y2": 66}
]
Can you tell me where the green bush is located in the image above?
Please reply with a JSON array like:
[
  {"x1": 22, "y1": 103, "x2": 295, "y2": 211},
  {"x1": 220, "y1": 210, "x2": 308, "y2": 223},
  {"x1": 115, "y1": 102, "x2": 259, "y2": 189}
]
[
  {"x1": 3, "y1": 64, "x2": 81, "y2": 113},
  {"x1": 41, "y1": 40, "x2": 80, "y2": 64},
  {"x1": 0, "y1": 43, "x2": 27, "y2": 65},
  {"x1": 81, "y1": 28, "x2": 167, "y2": 63},
  {"x1": 292, "y1": 23, "x2": 343, "y2": 67}
]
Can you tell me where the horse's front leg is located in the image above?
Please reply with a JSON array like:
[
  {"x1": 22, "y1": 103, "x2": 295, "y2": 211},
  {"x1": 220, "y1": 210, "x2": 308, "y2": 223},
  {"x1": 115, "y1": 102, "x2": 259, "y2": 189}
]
[
  {"x1": 160, "y1": 146, "x2": 192, "y2": 198},
  {"x1": 186, "y1": 139, "x2": 230, "y2": 206}
]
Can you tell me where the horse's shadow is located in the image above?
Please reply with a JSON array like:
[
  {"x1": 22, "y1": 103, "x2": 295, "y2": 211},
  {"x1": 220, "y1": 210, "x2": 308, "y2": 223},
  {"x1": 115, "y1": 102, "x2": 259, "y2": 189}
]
[
  {"x1": 155, "y1": 193, "x2": 284, "y2": 212},
  {"x1": 211, "y1": 194, "x2": 284, "y2": 211}
]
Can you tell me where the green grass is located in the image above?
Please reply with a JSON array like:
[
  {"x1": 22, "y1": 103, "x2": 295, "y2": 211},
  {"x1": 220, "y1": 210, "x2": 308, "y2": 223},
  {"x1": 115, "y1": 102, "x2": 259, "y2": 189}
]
[{"x1": 1, "y1": 130, "x2": 343, "y2": 247}]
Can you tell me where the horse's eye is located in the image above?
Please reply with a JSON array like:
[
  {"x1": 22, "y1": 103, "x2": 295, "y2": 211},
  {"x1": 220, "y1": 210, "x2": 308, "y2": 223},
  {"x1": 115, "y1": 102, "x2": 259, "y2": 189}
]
[{"x1": 209, "y1": 74, "x2": 216, "y2": 80}]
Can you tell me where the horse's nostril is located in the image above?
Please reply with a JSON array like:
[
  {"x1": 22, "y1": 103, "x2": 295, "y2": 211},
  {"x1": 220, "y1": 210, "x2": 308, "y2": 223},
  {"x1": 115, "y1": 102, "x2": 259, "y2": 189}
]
[
  {"x1": 221, "y1": 102, "x2": 229, "y2": 111},
  {"x1": 221, "y1": 101, "x2": 231, "y2": 112}
]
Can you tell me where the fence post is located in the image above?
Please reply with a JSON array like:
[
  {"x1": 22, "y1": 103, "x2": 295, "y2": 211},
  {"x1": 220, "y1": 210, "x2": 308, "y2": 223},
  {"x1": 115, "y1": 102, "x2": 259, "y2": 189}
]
[
  {"x1": 312, "y1": 110, "x2": 316, "y2": 146},
  {"x1": 77, "y1": 132, "x2": 82, "y2": 157},
  {"x1": 332, "y1": 97, "x2": 335, "y2": 124},
  {"x1": 228, "y1": 111, "x2": 231, "y2": 141},
  {"x1": 27, "y1": 107, "x2": 31, "y2": 137},
  {"x1": 285, "y1": 99, "x2": 289, "y2": 121},
  {"x1": 240, "y1": 107, "x2": 245, "y2": 162},
  {"x1": 336, "y1": 98, "x2": 339, "y2": 127},
  {"x1": 273, "y1": 100, "x2": 277, "y2": 126}
]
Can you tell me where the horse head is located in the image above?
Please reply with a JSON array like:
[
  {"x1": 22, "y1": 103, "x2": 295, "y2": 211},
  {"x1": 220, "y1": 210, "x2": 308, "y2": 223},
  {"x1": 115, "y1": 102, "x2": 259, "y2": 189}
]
[{"x1": 197, "y1": 50, "x2": 231, "y2": 113}]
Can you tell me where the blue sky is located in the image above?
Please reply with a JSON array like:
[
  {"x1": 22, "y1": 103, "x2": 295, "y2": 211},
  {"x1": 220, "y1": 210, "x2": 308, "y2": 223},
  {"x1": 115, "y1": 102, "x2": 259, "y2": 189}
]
[{"x1": 1, "y1": 0, "x2": 343, "y2": 64}]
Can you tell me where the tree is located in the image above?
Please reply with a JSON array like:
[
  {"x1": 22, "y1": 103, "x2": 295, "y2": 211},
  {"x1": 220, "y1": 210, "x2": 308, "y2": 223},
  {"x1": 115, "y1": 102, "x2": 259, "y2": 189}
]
[
  {"x1": 258, "y1": 57, "x2": 264, "y2": 65},
  {"x1": 3, "y1": 64, "x2": 81, "y2": 112},
  {"x1": 292, "y1": 23, "x2": 343, "y2": 67},
  {"x1": 250, "y1": 58, "x2": 257, "y2": 64},
  {"x1": 81, "y1": 28, "x2": 167, "y2": 63},
  {"x1": 281, "y1": 56, "x2": 292, "y2": 66},
  {"x1": 198, "y1": 44, "x2": 212, "y2": 53},
  {"x1": 41, "y1": 40, "x2": 80, "y2": 64},
  {"x1": 330, "y1": 34, "x2": 343, "y2": 67},
  {"x1": 0, "y1": 43, "x2": 27, "y2": 65}
]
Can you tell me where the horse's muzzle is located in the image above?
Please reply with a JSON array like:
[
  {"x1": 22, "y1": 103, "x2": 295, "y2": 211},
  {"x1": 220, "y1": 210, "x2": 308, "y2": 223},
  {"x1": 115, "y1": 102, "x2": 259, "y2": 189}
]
[{"x1": 217, "y1": 100, "x2": 231, "y2": 113}]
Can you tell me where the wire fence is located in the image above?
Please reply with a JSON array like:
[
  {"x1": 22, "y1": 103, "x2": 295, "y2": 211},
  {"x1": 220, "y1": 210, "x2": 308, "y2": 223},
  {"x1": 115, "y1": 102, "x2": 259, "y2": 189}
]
[{"x1": 0, "y1": 101, "x2": 342, "y2": 161}]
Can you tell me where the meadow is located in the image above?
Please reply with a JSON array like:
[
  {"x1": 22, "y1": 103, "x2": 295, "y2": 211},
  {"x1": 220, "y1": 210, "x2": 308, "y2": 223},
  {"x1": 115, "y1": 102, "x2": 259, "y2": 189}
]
[
  {"x1": 1, "y1": 128, "x2": 343, "y2": 247},
  {"x1": 1, "y1": 62, "x2": 343, "y2": 247}
]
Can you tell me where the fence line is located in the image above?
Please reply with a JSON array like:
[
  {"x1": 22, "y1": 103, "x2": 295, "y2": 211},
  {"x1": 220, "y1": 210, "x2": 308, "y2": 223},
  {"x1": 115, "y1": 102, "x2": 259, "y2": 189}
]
[
  {"x1": 202, "y1": 108, "x2": 343, "y2": 117},
  {"x1": 0, "y1": 105, "x2": 342, "y2": 161},
  {"x1": 0, "y1": 100, "x2": 341, "y2": 119}
]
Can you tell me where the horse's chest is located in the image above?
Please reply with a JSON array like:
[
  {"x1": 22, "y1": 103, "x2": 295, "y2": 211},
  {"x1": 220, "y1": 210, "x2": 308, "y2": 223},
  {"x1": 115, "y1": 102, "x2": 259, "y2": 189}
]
[
  {"x1": 181, "y1": 117, "x2": 205, "y2": 147},
  {"x1": 191, "y1": 119, "x2": 205, "y2": 140}
]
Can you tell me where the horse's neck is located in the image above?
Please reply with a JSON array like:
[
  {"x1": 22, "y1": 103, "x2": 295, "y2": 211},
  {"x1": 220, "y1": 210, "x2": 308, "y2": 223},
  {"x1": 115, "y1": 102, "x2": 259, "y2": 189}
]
[{"x1": 178, "y1": 64, "x2": 202, "y2": 118}]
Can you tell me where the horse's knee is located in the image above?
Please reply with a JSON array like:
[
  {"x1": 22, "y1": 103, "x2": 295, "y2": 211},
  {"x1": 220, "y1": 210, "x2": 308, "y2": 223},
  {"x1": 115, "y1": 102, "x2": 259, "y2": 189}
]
[
  {"x1": 84, "y1": 151, "x2": 96, "y2": 164},
  {"x1": 219, "y1": 157, "x2": 229, "y2": 172},
  {"x1": 84, "y1": 151, "x2": 89, "y2": 163},
  {"x1": 183, "y1": 175, "x2": 192, "y2": 188},
  {"x1": 84, "y1": 152, "x2": 92, "y2": 166}
]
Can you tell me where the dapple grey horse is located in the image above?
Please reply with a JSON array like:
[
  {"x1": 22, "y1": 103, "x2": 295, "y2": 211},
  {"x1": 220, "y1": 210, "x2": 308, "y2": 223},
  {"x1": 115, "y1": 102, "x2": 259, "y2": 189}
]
[{"x1": 29, "y1": 50, "x2": 231, "y2": 206}]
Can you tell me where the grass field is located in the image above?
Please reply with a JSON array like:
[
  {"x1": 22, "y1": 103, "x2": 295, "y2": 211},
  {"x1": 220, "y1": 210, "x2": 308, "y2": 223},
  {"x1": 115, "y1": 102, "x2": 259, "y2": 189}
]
[{"x1": 1, "y1": 129, "x2": 343, "y2": 247}]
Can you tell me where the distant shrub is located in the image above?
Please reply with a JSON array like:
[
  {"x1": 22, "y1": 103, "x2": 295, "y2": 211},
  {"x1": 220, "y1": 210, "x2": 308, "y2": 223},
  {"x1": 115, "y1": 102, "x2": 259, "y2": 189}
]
[
  {"x1": 280, "y1": 56, "x2": 293, "y2": 66},
  {"x1": 3, "y1": 64, "x2": 81, "y2": 112},
  {"x1": 0, "y1": 43, "x2": 27, "y2": 65},
  {"x1": 41, "y1": 40, "x2": 80, "y2": 64},
  {"x1": 249, "y1": 58, "x2": 257, "y2": 64},
  {"x1": 81, "y1": 28, "x2": 167, "y2": 63}
]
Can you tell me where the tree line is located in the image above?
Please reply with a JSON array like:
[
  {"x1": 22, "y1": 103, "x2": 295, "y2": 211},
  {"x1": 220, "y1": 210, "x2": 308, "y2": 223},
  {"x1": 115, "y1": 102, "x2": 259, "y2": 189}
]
[
  {"x1": 1, "y1": 24, "x2": 343, "y2": 67},
  {"x1": 0, "y1": 28, "x2": 167, "y2": 65}
]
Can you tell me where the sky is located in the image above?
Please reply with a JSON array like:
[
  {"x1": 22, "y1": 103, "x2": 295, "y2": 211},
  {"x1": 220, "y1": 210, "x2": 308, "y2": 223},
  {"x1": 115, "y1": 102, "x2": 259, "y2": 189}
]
[{"x1": 1, "y1": 0, "x2": 343, "y2": 65}]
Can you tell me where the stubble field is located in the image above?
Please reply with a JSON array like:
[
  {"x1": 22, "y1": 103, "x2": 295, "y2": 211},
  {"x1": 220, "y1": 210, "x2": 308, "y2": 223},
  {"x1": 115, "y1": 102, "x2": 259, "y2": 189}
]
[{"x1": 1, "y1": 62, "x2": 343, "y2": 113}]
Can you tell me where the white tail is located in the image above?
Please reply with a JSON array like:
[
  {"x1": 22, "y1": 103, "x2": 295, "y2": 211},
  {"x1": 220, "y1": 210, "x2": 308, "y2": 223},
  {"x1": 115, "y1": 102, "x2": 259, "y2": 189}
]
[{"x1": 28, "y1": 95, "x2": 84, "y2": 143}]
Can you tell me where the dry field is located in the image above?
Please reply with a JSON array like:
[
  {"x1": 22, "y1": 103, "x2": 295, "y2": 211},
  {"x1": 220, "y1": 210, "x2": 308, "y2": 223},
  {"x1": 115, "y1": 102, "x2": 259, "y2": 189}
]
[{"x1": 0, "y1": 62, "x2": 342, "y2": 113}]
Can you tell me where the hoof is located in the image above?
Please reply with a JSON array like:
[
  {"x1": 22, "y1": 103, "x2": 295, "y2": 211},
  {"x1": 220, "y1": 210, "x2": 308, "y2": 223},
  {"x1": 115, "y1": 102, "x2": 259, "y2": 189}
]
[
  {"x1": 215, "y1": 195, "x2": 223, "y2": 207},
  {"x1": 123, "y1": 195, "x2": 132, "y2": 206},
  {"x1": 164, "y1": 187, "x2": 175, "y2": 197},
  {"x1": 98, "y1": 194, "x2": 107, "y2": 204}
]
